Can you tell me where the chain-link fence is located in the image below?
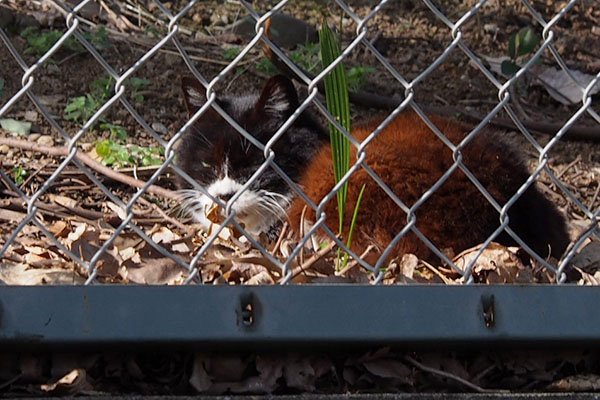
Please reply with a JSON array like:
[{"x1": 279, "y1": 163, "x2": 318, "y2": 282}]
[{"x1": 0, "y1": 0, "x2": 599, "y2": 286}]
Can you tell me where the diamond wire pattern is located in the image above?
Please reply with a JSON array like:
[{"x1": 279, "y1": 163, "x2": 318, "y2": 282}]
[{"x1": 0, "y1": 0, "x2": 598, "y2": 285}]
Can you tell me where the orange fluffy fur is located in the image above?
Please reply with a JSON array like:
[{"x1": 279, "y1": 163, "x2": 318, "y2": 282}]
[{"x1": 287, "y1": 111, "x2": 568, "y2": 263}]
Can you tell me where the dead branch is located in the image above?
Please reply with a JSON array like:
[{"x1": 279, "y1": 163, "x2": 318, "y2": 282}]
[
  {"x1": 0, "y1": 137, "x2": 180, "y2": 202},
  {"x1": 404, "y1": 356, "x2": 505, "y2": 393},
  {"x1": 290, "y1": 239, "x2": 337, "y2": 279},
  {"x1": 1, "y1": 196, "x2": 170, "y2": 226}
]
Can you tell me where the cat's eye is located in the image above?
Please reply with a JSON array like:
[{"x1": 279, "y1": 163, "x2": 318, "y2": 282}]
[{"x1": 202, "y1": 162, "x2": 211, "y2": 168}]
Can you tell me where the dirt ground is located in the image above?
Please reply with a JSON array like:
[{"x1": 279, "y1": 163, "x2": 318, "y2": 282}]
[{"x1": 0, "y1": 0, "x2": 599, "y2": 286}]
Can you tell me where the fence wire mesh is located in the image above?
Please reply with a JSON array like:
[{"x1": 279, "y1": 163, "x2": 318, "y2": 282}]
[{"x1": 0, "y1": 0, "x2": 598, "y2": 285}]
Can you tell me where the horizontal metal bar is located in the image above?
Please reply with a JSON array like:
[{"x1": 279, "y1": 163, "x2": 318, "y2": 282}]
[{"x1": 0, "y1": 285, "x2": 599, "y2": 348}]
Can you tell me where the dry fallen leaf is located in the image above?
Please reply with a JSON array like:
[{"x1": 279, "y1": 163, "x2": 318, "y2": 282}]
[
  {"x1": 151, "y1": 226, "x2": 191, "y2": 253},
  {"x1": 49, "y1": 220, "x2": 70, "y2": 238},
  {"x1": 245, "y1": 270, "x2": 275, "y2": 285},
  {"x1": 119, "y1": 246, "x2": 141, "y2": 264},
  {"x1": 48, "y1": 194, "x2": 78, "y2": 209},
  {"x1": 548, "y1": 374, "x2": 600, "y2": 392},
  {"x1": 283, "y1": 355, "x2": 317, "y2": 392},
  {"x1": 124, "y1": 256, "x2": 186, "y2": 285},
  {"x1": 105, "y1": 201, "x2": 127, "y2": 220},
  {"x1": 40, "y1": 369, "x2": 92, "y2": 394},
  {"x1": 453, "y1": 242, "x2": 527, "y2": 283},
  {"x1": 363, "y1": 359, "x2": 412, "y2": 381},
  {"x1": 65, "y1": 222, "x2": 88, "y2": 245},
  {"x1": 536, "y1": 66, "x2": 600, "y2": 104},
  {"x1": 0, "y1": 263, "x2": 85, "y2": 285},
  {"x1": 151, "y1": 226, "x2": 179, "y2": 244},
  {"x1": 189, "y1": 355, "x2": 212, "y2": 393}
]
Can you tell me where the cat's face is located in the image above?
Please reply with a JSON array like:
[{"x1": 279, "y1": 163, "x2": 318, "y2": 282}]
[{"x1": 176, "y1": 75, "x2": 322, "y2": 235}]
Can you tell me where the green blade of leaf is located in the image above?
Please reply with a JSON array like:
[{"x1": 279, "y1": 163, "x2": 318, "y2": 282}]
[
  {"x1": 341, "y1": 183, "x2": 367, "y2": 269},
  {"x1": 319, "y1": 22, "x2": 351, "y2": 234}
]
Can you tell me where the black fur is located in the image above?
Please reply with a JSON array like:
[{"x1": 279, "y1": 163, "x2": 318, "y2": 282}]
[{"x1": 176, "y1": 75, "x2": 328, "y2": 220}]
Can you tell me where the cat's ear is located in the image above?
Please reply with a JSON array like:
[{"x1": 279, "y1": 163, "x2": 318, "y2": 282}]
[
  {"x1": 181, "y1": 76, "x2": 207, "y2": 116},
  {"x1": 255, "y1": 75, "x2": 299, "y2": 119}
]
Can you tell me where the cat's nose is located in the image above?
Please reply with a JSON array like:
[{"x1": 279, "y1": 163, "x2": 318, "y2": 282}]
[{"x1": 217, "y1": 192, "x2": 234, "y2": 203}]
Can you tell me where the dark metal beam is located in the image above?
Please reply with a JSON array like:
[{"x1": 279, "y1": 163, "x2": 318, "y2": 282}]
[{"x1": 0, "y1": 285, "x2": 598, "y2": 348}]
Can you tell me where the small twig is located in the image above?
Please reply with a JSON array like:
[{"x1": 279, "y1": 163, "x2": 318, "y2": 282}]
[
  {"x1": 507, "y1": 85, "x2": 531, "y2": 121},
  {"x1": 2, "y1": 197, "x2": 99, "y2": 223},
  {"x1": 421, "y1": 258, "x2": 455, "y2": 284},
  {"x1": 98, "y1": 0, "x2": 141, "y2": 32},
  {"x1": 56, "y1": 51, "x2": 83, "y2": 66},
  {"x1": 588, "y1": 182, "x2": 600, "y2": 210},
  {"x1": 0, "y1": 137, "x2": 180, "y2": 202},
  {"x1": 558, "y1": 217, "x2": 599, "y2": 269},
  {"x1": 472, "y1": 364, "x2": 497, "y2": 383},
  {"x1": 404, "y1": 356, "x2": 505, "y2": 393},
  {"x1": 138, "y1": 197, "x2": 189, "y2": 233},
  {"x1": 0, "y1": 373, "x2": 22, "y2": 391},
  {"x1": 18, "y1": 159, "x2": 50, "y2": 190},
  {"x1": 335, "y1": 244, "x2": 376, "y2": 276},
  {"x1": 291, "y1": 239, "x2": 337, "y2": 279},
  {"x1": 433, "y1": 94, "x2": 449, "y2": 106},
  {"x1": 272, "y1": 221, "x2": 288, "y2": 257},
  {"x1": 573, "y1": 265, "x2": 599, "y2": 285},
  {"x1": 2, "y1": 195, "x2": 168, "y2": 226},
  {"x1": 160, "y1": 48, "x2": 262, "y2": 67},
  {"x1": 556, "y1": 154, "x2": 581, "y2": 179},
  {"x1": 120, "y1": 0, "x2": 159, "y2": 28},
  {"x1": 299, "y1": 204, "x2": 308, "y2": 265}
]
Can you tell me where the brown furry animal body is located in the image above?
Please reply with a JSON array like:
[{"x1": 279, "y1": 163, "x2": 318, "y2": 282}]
[{"x1": 288, "y1": 112, "x2": 569, "y2": 263}]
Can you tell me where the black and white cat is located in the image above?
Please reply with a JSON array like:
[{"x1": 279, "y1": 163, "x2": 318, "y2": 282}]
[
  {"x1": 176, "y1": 75, "x2": 569, "y2": 262},
  {"x1": 176, "y1": 75, "x2": 328, "y2": 235}
]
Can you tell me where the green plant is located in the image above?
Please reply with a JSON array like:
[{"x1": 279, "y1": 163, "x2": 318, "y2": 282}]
[
  {"x1": 13, "y1": 166, "x2": 29, "y2": 186},
  {"x1": 20, "y1": 26, "x2": 111, "y2": 60},
  {"x1": 223, "y1": 47, "x2": 241, "y2": 61},
  {"x1": 128, "y1": 77, "x2": 151, "y2": 103},
  {"x1": 253, "y1": 42, "x2": 321, "y2": 77},
  {"x1": 63, "y1": 94, "x2": 103, "y2": 126},
  {"x1": 347, "y1": 66, "x2": 375, "y2": 93},
  {"x1": 95, "y1": 139, "x2": 163, "y2": 168},
  {"x1": 21, "y1": 26, "x2": 111, "y2": 62},
  {"x1": 84, "y1": 26, "x2": 111, "y2": 51},
  {"x1": 62, "y1": 74, "x2": 159, "y2": 169},
  {"x1": 320, "y1": 23, "x2": 351, "y2": 232},
  {"x1": 501, "y1": 26, "x2": 541, "y2": 76},
  {"x1": 129, "y1": 144, "x2": 164, "y2": 166},
  {"x1": 64, "y1": 76, "x2": 112, "y2": 127},
  {"x1": 100, "y1": 123, "x2": 128, "y2": 141},
  {"x1": 21, "y1": 27, "x2": 65, "y2": 56},
  {"x1": 290, "y1": 42, "x2": 321, "y2": 74},
  {"x1": 89, "y1": 76, "x2": 113, "y2": 100},
  {"x1": 144, "y1": 26, "x2": 161, "y2": 38},
  {"x1": 319, "y1": 21, "x2": 366, "y2": 270},
  {"x1": 64, "y1": 75, "x2": 150, "y2": 127},
  {"x1": 255, "y1": 57, "x2": 277, "y2": 75}
]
